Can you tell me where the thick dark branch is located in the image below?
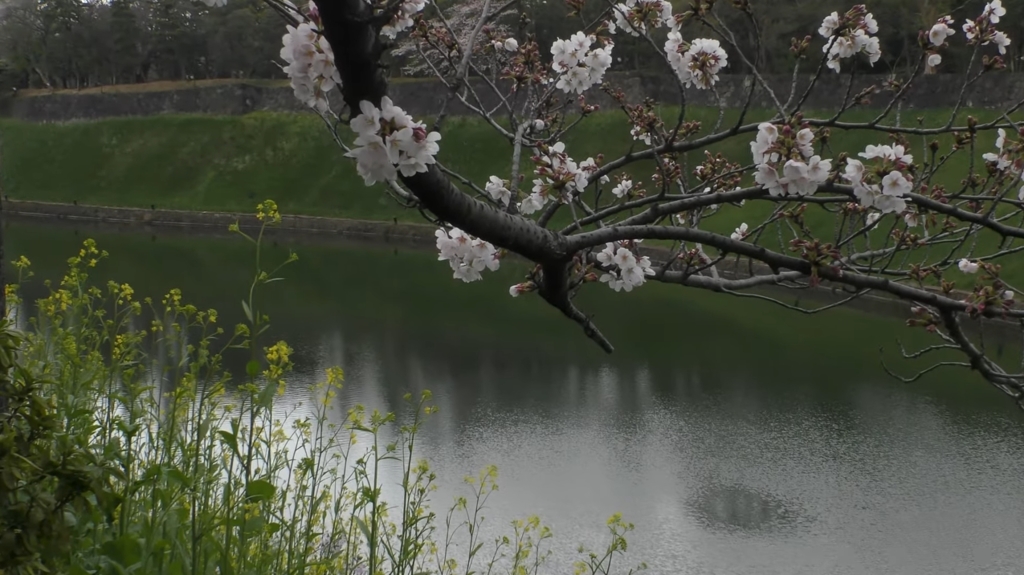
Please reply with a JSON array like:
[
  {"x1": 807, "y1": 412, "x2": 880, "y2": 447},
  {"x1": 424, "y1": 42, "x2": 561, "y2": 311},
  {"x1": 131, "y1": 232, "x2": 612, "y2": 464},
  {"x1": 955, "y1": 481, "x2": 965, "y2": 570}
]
[
  {"x1": 315, "y1": 0, "x2": 389, "y2": 114},
  {"x1": 939, "y1": 310, "x2": 1024, "y2": 402},
  {"x1": 314, "y1": 0, "x2": 623, "y2": 353},
  {"x1": 405, "y1": 169, "x2": 569, "y2": 262},
  {"x1": 315, "y1": 0, "x2": 568, "y2": 264},
  {"x1": 538, "y1": 262, "x2": 614, "y2": 353}
]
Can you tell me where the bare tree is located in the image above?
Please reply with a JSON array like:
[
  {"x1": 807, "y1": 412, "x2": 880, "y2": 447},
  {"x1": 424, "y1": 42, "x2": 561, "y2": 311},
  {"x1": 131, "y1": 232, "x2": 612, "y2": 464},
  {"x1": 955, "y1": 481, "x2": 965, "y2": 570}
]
[{"x1": 256, "y1": 0, "x2": 1024, "y2": 406}]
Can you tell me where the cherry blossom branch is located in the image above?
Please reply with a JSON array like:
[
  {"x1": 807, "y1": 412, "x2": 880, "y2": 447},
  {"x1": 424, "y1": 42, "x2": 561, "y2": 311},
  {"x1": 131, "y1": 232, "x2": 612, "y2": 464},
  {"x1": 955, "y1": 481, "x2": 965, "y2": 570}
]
[{"x1": 273, "y1": 0, "x2": 1024, "y2": 403}]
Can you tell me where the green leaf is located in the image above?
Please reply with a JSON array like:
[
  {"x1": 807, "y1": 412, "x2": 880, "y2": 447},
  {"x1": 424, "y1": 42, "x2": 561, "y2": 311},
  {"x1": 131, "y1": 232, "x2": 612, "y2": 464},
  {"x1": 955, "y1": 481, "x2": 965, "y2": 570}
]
[
  {"x1": 217, "y1": 430, "x2": 239, "y2": 459},
  {"x1": 167, "y1": 467, "x2": 191, "y2": 489},
  {"x1": 245, "y1": 479, "x2": 276, "y2": 503},
  {"x1": 246, "y1": 360, "x2": 261, "y2": 378},
  {"x1": 241, "y1": 300, "x2": 253, "y2": 324},
  {"x1": 355, "y1": 516, "x2": 372, "y2": 544},
  {"x1": 100, "y1": 534, "x2": 143, "y2": 568},
  {"x1": 257, "y1": 380, "x2": 277, "y2": 409}
]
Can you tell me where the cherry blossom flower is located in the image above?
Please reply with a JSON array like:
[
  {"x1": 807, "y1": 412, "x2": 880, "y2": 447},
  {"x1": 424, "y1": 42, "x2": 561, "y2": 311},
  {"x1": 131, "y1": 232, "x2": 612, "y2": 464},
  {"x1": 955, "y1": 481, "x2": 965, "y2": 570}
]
[
  {"x1": 519, "y1": 192, "x2": 546, "y2": 214},
  {"x1": 991, "y1": 31, "x2": 1011, "y2": 54},
  {"x1": 606, "y1": 0, "x2": 673, "y2": 37},
  {"x1": 596, "y1": 243, "x2": 656, "y2": 292},
  {"x1": 819, "y1": 12, "x2": 840, "y2": 38},
  {"x1": 820, "y1": 7, "x2": 882, "y2": 73},
  {"x1": 859, "y1": 144, "x2": 913, "y2": 165},
  {"x1": 279, "y1": 10, "x2": 342, "y2": 112},
  {"x1": 981, "y1": 128, "x2": 1019, "y2": 173},
  {"x1": 958, "y1": 259, "x2": 980, "y2": 274},
  {"x1": 843, "y1": 159, "x2": 865, "y2": 184},
  {"x1": 928, "y1": 17, "x2": 955, "y2": 47},
  {"x1": 551, "y1": 32, "x2": 614, "y2": 94},
  {"x1": 782, "y1": 160, "x2": 818, "y2": 196},
  {"x1": 631, "y1": 126, "x2": 653, "y2": 145},
  {"x1": 382, "y1": 0, "x2": 427, "y2": 39},
  {"x1": 504, "y1": 38, "x2": 519, "y2": 52},
  {"x1": 963, "y1": 2, "x2": 1012, "y2": 55},
  {"x1": 347, "y1": 97, "x2": 441, "y2": 185},
  {"x1": 983, "y1": 0, "x2": 1006, "y2": 25},
  {"x1": 436, "y1": 227, "x2": 501, "y2": 282},
  {"x1": 750, "y1": 124, "x2": 830, "y2": 197},
  {"x1": 485, "y1": 176, "x2": 512, "y2": 206},
  {"x1": 730, "y1": 223, "x2": 749, "y2": 241},
  {"x1": 666, "y1": 35, "x2": 729, "y2": 89},
  {"x1": 866, "y1": 212, "x2": 881, "y2": 226},
  {"x1": 881, "y1": 171, "x2": 913, "y2": 197},
  {"x1": 847, "y1": 144, "x2": 915, "y2": 214},
  {"x1": 750, "y1": 122, "x2": 779, "y2": 165},
  {"x1": 963, "y1": 21, "x2": 979, "y2": 40},
  {"x1": 755, "y1": 164, "x2": 785, "y2": 197},
  {"x1": 611, "y1": 179, "x2": 634, "y2": 198},
  {"x1": 796, "y1": 128, "x2": 815, "y2": 158}
]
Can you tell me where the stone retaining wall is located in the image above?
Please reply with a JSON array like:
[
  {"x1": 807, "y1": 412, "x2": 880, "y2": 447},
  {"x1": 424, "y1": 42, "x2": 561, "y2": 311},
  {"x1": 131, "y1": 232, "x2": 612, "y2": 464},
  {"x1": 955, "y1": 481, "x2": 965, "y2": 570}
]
[
  {"x1": 6, "y1": 72, "x2": 1021, "y2": 123},
  {"x1": 2, "y1": 199, "x2": 438, "y2": 243}
]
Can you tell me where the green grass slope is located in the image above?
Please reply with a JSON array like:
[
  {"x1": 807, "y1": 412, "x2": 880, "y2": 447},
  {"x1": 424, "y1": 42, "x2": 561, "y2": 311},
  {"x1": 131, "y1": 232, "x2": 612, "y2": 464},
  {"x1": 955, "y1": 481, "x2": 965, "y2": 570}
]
[{"x1": 0, "y1": 106, "x2": 1017, "y2": 281}]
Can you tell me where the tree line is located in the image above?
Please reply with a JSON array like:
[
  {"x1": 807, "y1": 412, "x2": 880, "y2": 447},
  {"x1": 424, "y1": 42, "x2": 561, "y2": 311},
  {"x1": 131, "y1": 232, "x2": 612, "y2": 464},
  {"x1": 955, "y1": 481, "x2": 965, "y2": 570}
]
[{"x1": 1, "y1": 0, "x2": 1021, "y2": 92}]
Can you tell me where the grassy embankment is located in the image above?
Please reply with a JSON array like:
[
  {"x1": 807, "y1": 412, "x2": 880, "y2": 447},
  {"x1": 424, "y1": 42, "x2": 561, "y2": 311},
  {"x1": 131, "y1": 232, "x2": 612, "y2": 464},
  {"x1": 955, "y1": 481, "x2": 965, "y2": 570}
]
[{"x1": 0, "y1": 103, "x2": 1018, "y2": 279}]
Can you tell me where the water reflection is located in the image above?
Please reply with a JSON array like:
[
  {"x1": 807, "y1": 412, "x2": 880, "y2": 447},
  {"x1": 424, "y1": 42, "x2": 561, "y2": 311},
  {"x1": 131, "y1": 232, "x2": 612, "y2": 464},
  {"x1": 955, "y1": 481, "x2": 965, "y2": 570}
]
[
  {"x1": 267, "y1": 323, "x2": 1024, "y2": 575},
  {"x1": 8, "y1": 220, "x2": 1024, "y2": 575}
]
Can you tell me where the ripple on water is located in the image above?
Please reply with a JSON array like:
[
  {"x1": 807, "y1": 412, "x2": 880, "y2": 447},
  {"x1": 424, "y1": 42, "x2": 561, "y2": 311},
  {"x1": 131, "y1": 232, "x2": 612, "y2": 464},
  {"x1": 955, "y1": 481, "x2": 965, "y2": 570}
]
[{"x1": 685, "y1": 482, "x2": 814, "y2": 537}]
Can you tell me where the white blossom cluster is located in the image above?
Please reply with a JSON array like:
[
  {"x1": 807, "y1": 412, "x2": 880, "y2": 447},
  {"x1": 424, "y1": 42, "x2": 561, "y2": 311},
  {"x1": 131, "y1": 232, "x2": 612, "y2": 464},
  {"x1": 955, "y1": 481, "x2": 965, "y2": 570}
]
[
  {"x1": 750, "y1": 123, "x2": 832, "y2": 198},
  {"x1": 346, "y1": 97, "x2": 442, "y2": 185},
  {"x1": 381, "y1": 0, "x2": 428, "y2": 39},
  {"x1": 435, "y1": 227, "x2": 501, "y2": 283},
  {"x1": 601, "y1": 0, "x2": 727, "y2": 90},
  {"x1": 550, "y1": 32, "x2": 614, "y2": 94},
  {"x1": 278, "y1": 5, "x2": 342, "y2": 113},
  {"x1": 981, "y1": 128, "x2": 1024, "y2": 201},
  {"x1": 665, "y1": 34, "x2": 729, "y2": 90},
  {"x1": 596, "y1": 242, "x2": 655, "y2": 292},
  {"x1": 842, "y1": 144, "x2": 915, "y2": 215},
  {"x1": 818, "y1": 6, "x2": 881, "y2": 72},
  {"x1": 520, "y1": 143, "x2": 606, "y2": 215},
  {"x1": 606, "y1": 0, "x2": 673, "y2": 37},
  {"x1": 731, "y1": 222, "x2": 749, "y2": 241},
  {"x1": 924, "y1": 16, "x2": 956, "y2": 68},
  {"x1": 963, "y1": 0, "x2": 1011, "y2": 55}
]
